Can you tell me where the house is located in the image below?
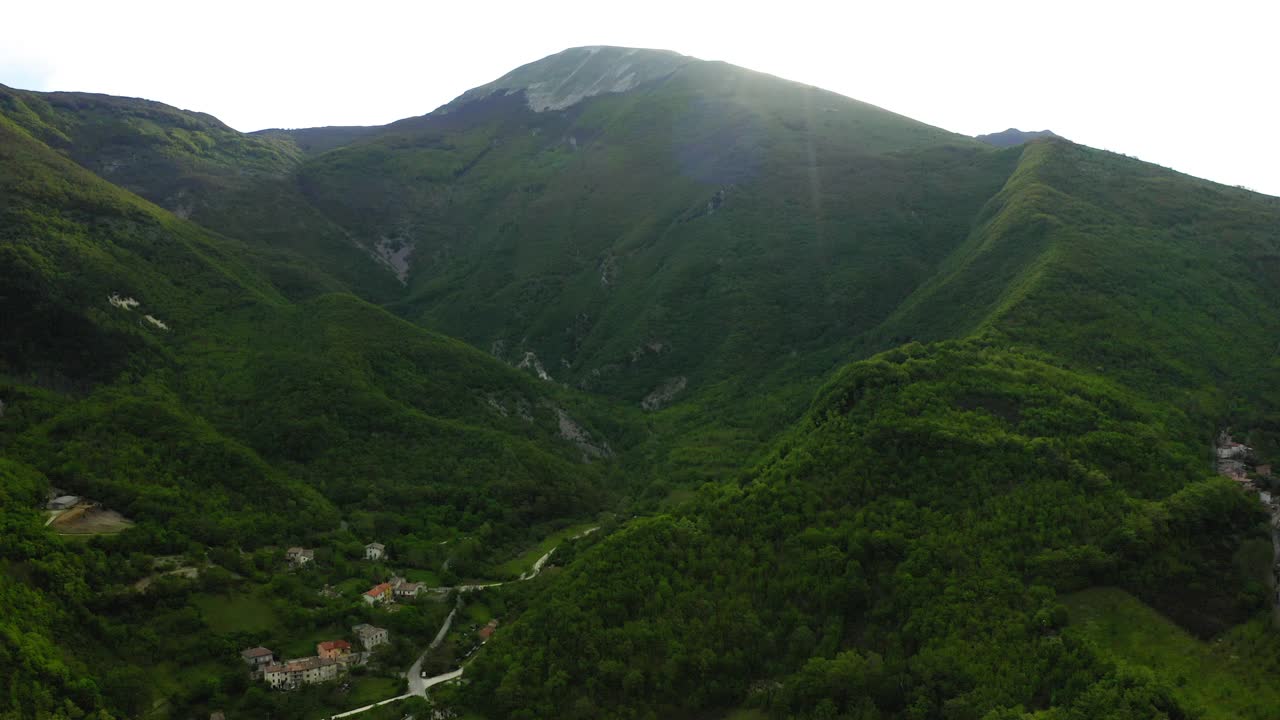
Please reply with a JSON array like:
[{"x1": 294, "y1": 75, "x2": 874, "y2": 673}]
[
  {"x1": 316, "y1": 640, "x2": 351, "y2": 660},
  {"x1": 365, "y1": 542, "x2": 386, "y2": 561},
  {"x1": 47, "y1": 495, "x2": 82, "y2": 510},
  {"x1": 362, "y1": 582, "x2": 394, "y2": 605},
  {"x1": 285, "y1": 547, "x2": 314, "y2": 566},
  {"x1": 263, "y1": 656, "x2": 339, "y2": 690},
  {"x1": 210, "y1": 713, "x2": 225, "y2": 720},
  {"x1": 240, "y1": 646, "x2": 275, "y2": 668},
  {"x1": 478, "y1": 618, "x2": 499, "y2": 641},
  {"x1": 394, "y1": 581, "x2": 424, "y2": 599},
  {"x1": 352, "y1": 623, "x2": 389, "y2": 650}
]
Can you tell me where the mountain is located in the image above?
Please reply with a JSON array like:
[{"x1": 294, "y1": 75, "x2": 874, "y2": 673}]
[
  {"x1": 444, "y1": 45, "x2": 694, "y2": 113},
  {"x1": 0, "y1": 83, "x2": 403, "y2": 300},
  {"x1": 4, "y1": 45, "x2": 1280, "y2": 720},
  {"x1": 0, "y1": 105, "x2": 631, "y2": 718},
  {"x1": 976, "y1": 127, "x2": 1061, "y2": 146}
]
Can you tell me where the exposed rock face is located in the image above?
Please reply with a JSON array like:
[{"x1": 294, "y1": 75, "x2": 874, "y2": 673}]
[
  {"x1": 517, "y1": 351, "x2": 552, "y2": 381},
  {"x1": 641, "y1": 376, "x2": 687, "y2": 411},
  {"x1": 373, "y1": 236, "x2": 414, "y2": 283},
  {"x1": 444, "y1": 46, "x2": 692, "y2": 114},
  {"x1": 554, "y1": 407, "x2": 611, "y2": 460}
]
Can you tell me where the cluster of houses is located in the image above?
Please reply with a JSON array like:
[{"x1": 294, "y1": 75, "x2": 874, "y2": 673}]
[
  {"x1": 242, "y1": 624, "x2": 390, "y2": 690},
  {"x1": 362, "y1": 574, "x2": 430, "y2": 604},
  {"x1": 1216, "y1": 432, "x2": 1270, "y2": 483},
  {"x1": 1215, "y1": 432, "x2": 1280, "y2": 613},
  {"x1": 286, "y1": 541, "x2": 390, "y2": 569},
  {"x1": 1216, "y1": 432, "x2": 1272, "y2": 491}
]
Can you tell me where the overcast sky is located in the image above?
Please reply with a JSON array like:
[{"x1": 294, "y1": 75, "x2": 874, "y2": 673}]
[{"x1": 4, "y1": 1, "x2": 1277, "y2": 195}]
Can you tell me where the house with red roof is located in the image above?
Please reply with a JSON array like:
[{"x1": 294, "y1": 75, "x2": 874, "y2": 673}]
[
  {"x1": 362, "y1": 582, "x2": 393, "y2": 605},
  {"x1": 316, "y1": 640, "x2": 352, "y2": 659}
]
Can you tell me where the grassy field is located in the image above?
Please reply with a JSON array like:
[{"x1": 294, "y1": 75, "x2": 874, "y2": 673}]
[
  {"x1": 138, "y1": 661, "x2": 225, "y2": 719},
  {"x1": 279, "y1": 623, "x2": 345, "y2": 659},
  {"x1": 192, "y1": 591, "x2": 278, "y2": 634},
  {"x1": 492, "y1": 522, "x2": 598, "y2": 578},
  {"x1": 341, "y1": 676, "x2": 405, "y2": 708},
  {"x1": 1064, "y1": 587, "x2": 1280, "y2": 720},
  {"x1": 404, "y1": 568, "x2": 442, "y2": 585}
]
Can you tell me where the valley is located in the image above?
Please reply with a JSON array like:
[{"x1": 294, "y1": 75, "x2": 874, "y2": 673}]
[{"x1": 2, "y1": 42, "x2": 1280, "y2": 720}]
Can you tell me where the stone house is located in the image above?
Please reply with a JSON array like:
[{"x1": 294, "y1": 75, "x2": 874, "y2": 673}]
[
  {"x1": 352, "y1": 623, "x2": 389, "y2": 650},
  {"x1": 394, "y1": 581, "x2": 424, "y2": 599},
  {"x1": 263, "y1": 656, "x2": 339, "y2": 690},
  {"x1": 365, "y1": 542, "x2": 386, "y2": 561},
  {"x1": 285, "y1": 547, "x2": 314, "y2": 566},
  {"x1": 240, "y1": 646, "x2": 275, "y2": 677}
]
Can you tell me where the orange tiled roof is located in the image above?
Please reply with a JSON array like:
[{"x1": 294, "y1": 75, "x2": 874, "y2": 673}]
[{"x1": 364, "y1": 582, "x2": 393, "y2": 597}]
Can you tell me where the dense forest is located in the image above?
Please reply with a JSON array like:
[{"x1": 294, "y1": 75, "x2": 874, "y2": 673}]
[{"x1": 3, "y1": 44, "x2": 1280, "y2": 720}]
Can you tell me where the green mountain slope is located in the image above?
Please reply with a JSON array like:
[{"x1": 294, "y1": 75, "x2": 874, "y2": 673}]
[
  {"x1": 0, "y1": 106, "x2": 634, "y2": 719},
  {"x1": 872, "y1": 139, "x2": 1280, "y2": 414},
  {"x1": 464, "y1": 342, "x2": 1268, "y2": 719},
  {"x1": 297, "y1": 48, "x2": 993, "y2": 406},
  {"x1": 1, "y1": 106, "x2": 625, "y2": 544},
  {"x1": 4, "y1": 44, "x2": 1280, "y2": 720},
  {"x1": 0, "y1": 83, "x2": 402, "y2": 301}
]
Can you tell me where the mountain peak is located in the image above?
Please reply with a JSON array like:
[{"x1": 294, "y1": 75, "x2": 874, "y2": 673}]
[
  {"x1": 975, "y1": 128, "x2": 1061, "y2": 147},
  {"x1": 444, "y1": 45, "x2": 692, "y2": 113}
]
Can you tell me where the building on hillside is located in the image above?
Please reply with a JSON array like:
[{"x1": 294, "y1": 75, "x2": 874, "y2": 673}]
[
  {"x1": 352, "y1": 623, "x2": 389, "y2": 650},
  {"x1": 285, "y1": 547, "x2": 314, "y2": 566},
  {"x1": 316, "y1": 640, "x2": 352, "y2": 660},
  {"x1": 365, "y1": 542, "x2": 386, "y2": 561},
  {"x1": 240, "y1": 646, "x2": 275, "y2": 670},
  {"x1": 210, "y1": 712, "x2": 225, "y2": 720},
  {"x1": 395, "y1": 581, "x2": 424, "y2": 599},
  {"x1": 1217, "y1": 437, "x2": 1251, "y2": 460},
  {"x1": 263, "y1": 656, "x2": 339, "y2": 690},
  {"x1": 478, "y1": 618, "x2": 499, "y2": 641},
  {"x1": 47, "y1": 495, "x2": 82, "y2": 510},
  {"x1": 362, "y1": 582, "x2": 393, "y2": 605}
]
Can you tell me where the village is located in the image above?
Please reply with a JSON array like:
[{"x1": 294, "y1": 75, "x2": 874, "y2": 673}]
[
  {"x1": 235, "y1": 540, "x2": 476, "y2": 694},
  {"x1": 35, "y1": 475, "x2": 599, "y2": 717},
  {"x1": 1214, "y1": 431, "x2": 1280, "y2": 614}
]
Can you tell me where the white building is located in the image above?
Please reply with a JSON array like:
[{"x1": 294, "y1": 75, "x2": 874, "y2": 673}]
[
  {"x1": 285, "y1": 547, "x2": 314, "y2": 566},
  {"x1": 364, "y1": 542, "x2": 386, "y2": 561}
]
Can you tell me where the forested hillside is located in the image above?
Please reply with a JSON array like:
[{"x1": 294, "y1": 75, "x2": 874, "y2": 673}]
[
  {"x1": 0, "y1": 101, "x2": 633, "y2": 718},
  {"x1": 465, "y1": 343, "x2": 1271, "y2": 719},
  {"x1": 3, "y1": 44, "x2": 1280, "y2": 720}
]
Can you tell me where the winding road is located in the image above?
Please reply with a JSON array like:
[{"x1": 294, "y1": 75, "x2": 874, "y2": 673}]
[{"x1": 326, "y1": 527, "x2": 598, "y2": 718}]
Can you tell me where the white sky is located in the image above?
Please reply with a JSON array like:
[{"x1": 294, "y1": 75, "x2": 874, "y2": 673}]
[{"x1": 4, "y1": 0, "x2": 1277, "y2": 195}]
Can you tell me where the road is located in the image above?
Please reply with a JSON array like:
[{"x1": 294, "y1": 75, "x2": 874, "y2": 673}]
[
  {"x1": 326, "y1": 526, "x2": 599, "y2": 718},
  {"x1": 406, "y1": 600, "x2": 460, "y2": 695}
]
